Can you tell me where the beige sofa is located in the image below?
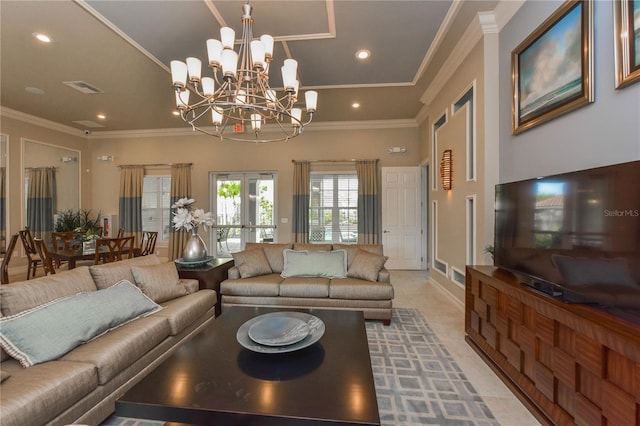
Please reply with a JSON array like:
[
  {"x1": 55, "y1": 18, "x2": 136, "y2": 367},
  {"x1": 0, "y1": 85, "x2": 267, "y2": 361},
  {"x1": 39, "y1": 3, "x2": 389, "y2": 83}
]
[
  {"x1": 0, "y1": 255, "x2": 216, "y2": 426},
  {"x1": 221, "y1": 243, "x2": 394, "y2": 324}
]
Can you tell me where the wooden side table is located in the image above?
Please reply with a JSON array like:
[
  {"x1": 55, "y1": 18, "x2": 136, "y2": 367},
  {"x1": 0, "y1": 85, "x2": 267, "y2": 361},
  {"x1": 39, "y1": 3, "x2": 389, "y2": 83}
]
[{"x1": 176, "y1": 258, "x2": 234, "y2": 316}]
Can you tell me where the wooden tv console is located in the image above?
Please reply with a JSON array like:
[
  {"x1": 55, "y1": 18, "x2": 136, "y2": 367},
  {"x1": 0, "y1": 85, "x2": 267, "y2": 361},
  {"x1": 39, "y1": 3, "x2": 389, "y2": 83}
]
[{"x1": 465, "y1": 266, "x2": 640, "y2": 426}]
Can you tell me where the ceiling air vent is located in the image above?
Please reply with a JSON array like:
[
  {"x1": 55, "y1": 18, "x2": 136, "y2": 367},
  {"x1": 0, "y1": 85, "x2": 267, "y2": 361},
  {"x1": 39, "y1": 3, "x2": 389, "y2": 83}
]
[{"x1": 63, "y1": 81, "x2": 104, "y2": 94}]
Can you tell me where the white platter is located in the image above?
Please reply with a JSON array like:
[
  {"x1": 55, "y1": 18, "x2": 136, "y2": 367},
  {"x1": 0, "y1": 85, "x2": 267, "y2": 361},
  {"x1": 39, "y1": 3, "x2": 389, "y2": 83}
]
[
  {"x1": 248, "y1": 316, "x2": 310, "y2": 346},
  {"x1": 237, "y1": 312, "x2": 325, "y2": 354}
]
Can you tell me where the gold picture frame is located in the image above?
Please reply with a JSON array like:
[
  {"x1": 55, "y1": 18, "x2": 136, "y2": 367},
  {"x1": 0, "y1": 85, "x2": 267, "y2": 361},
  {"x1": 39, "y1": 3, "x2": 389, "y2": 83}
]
[
  {"x1": 511, "y1": 0, "x2": 594, "y2": 135},
  {"x1": 614, "y1": 0, "x2": 640, "y2": 89}
]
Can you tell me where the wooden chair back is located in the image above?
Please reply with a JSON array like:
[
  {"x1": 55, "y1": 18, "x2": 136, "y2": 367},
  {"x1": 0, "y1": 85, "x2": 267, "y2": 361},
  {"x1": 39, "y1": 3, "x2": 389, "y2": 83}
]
[
  {"x1": 95, "y1": 236, "x2": 135, "y2": 264},
  {"x1": 18, "y1": 228, "x2": 43, "y2": 279},
  {"x1": 1, "y1": 233, "x2": 20, "y2": 284},
  {"x1": 139, "y1": 231, "x2": 158, "y2": 256},
  {"x1": 33, "y1": 238, "x2": 56, "y2": 276},
  {"x1": 51, "y1": 231, "x2": 79, "y2": 251},
  {"x1": 116, "y1": 228, "x2": 125, "y2": 238}
]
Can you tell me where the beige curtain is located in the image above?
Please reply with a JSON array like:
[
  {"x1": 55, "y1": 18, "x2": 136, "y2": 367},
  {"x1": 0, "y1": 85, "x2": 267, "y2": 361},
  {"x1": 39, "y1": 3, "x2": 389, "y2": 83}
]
[
  {"x1": 118, "y1": 166, "x2": 144, "y2": 247},
  {"x1": 356, "y1": 160, "x2": 380, "y2": 244},
  {"x1": 168, "y1": 163, "x2": 192, "y2": 260},
  {"x1": 26, "y1": 167, "x2": 56, "y2": 243},
  {"x1": 292, "y1": 161, "x2": 310, "y2": 243}
]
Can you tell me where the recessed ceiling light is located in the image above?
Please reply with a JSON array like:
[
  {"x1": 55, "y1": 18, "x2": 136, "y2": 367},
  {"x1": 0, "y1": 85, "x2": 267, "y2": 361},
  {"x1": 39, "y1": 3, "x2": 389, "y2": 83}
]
[
  {"x1": 25, "y1": 87, "x2": 45, "y2": 95},
  {"x1": 96, "y1": 114, "x2": 106, "y2": 120},
  {"x1": 355, "y1": 49, "x2": 370, "y2": 60},
  {"x1": 33, "y1": 33, "x2": 52, "y2": 43},
  {"x1": 352, "y1": 102, "x2": 361, "y2": 109}
]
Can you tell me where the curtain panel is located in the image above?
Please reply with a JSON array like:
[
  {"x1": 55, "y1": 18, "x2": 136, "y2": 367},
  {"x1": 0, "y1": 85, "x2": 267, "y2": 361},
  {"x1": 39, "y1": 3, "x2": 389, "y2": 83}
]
[
  {"x1": 168, "y1": 163, "x2": 192, "y2": 260},
  {"x1": 26, "y1": 167, "x2": 56, "y2": 242},
  {"x1": 118, "y1": 165, "x2": 144, "y2": 247},
  {"x1": 0, "y1": 167, "x2": 5, "y2": 250},
  {"x1": 356, "y1": 160, "x2": 380, "y2": 244},
  {"x1": 292, "y1": 161, "x2": 310, "y2": 243}
]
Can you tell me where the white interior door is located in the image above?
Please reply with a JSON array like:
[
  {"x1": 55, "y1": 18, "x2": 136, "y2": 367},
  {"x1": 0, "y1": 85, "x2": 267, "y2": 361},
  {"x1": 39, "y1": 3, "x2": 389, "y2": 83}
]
[{"x1": 382, "y1": 167, "x2": 422, "y2": 269}]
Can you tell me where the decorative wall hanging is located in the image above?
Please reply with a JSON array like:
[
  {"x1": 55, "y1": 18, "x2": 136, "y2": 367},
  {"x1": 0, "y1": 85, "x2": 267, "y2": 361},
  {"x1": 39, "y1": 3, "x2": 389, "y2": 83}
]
[
  {"x1": 511, "y1": 0, "x2": 593, "y2": 134},
  {"x1": 614, "y1": 0, "x2": 640, "y2": 89}
]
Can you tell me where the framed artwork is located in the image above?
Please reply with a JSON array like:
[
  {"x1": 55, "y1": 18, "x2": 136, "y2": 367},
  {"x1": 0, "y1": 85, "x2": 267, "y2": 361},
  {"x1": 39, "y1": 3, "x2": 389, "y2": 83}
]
[
  {"x1": 511, "y1": 0, "x2": 594, "y2": 135},
  {"x1": 614, "y1": 0, "x2": 640, "y2": 89}
]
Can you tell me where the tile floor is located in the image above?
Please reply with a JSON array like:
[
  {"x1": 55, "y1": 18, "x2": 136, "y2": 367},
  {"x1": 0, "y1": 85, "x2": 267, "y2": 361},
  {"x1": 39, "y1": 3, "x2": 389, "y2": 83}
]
[{"x1": 390, "y1": 270, "x2": 541, "y2": 426}]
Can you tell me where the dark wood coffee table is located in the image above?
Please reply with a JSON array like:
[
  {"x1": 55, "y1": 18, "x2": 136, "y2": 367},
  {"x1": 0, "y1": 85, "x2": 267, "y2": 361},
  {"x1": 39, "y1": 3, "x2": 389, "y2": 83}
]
[{"x1": 116, "y1": 307, "x2": 380, "y2": 425}]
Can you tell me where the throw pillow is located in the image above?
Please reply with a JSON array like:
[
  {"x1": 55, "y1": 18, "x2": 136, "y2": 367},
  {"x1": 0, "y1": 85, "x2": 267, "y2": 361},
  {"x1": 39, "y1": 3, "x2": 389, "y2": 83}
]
[
  {"x1": 131, "y1": 261, "x2": 189, "y2": 303},
  {"x1": 281, "y1": 249, "x2": 347, "y2": 278},
  {"x1": 232, "y1": 248, "x2": 273, "y2": 278},
  {"x1": 347, "y1": 250, "x2": 387, "y2": 282},
  {"x1": 0, "y1": 280, "x2": 161, "y2": 368}
]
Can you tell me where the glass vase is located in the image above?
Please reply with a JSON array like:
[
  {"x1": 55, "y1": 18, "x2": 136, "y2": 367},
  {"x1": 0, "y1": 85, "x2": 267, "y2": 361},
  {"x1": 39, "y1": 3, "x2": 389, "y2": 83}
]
[{"x1": 182, "y1": 226, "x2": 208, "y2": 261}]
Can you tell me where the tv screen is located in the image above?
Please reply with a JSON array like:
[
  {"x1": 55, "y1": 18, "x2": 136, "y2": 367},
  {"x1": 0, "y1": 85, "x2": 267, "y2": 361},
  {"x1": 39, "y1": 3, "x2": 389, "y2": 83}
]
[{"x1": 494, "y1": 160, "x2": 640, "y2": 310}]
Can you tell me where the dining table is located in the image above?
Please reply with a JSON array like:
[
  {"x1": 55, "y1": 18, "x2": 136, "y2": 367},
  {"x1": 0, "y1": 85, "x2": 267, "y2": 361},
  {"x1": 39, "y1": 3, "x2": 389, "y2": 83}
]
[{"x1": 50, "y1": 245, "x2": 140, "y2": 269}]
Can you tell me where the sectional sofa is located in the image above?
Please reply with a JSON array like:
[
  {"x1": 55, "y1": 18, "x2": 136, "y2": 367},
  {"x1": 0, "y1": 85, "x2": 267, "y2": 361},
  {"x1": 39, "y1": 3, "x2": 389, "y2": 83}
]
[
  {"x1": 221, "y1": 243, "x2": 394, "y2": 324},
  {"x1": 0, "y1": 255, "x2": 216, "y2": 426}
]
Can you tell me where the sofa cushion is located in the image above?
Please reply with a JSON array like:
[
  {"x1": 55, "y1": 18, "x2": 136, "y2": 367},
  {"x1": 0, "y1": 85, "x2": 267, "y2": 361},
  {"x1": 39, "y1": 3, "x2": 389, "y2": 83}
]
[
  {"x1": 232, "y1": 248, "x2": 273, "y2": 278},
  {"x1": 333, "y1": 244, "x2": 384, "y2": 268},
  {"x1": 347, "y1": 250, "x2": 387, "y2": 282},
  {"x1": 0, "y1": 267, "x2": 96, "y2": 316},
  {"x1": 221, "y1": 274, "x2": 282, "y2": 296},
  {"x1": 89, "y1": 254, "x2": 161, "y2": 289},
  {"x1": 246, "y1": 243, "x2": 292, "y2": 273},
  {"x1": 0, "y1": 360, "x2": 97, "y2": 426},
  {"x1": 0, "y1": 280, "x2": 161, "y2": 367},
  {"x1": 293, "y1": 243, "x2": 332, "y2": 251},
  {"x1": 156, "y1": 290, "x2": 216, "y2": 335},
  {"x1": 0, "y1": 370, "x2": 10, "y2": 383},
  {"x1": 131, "y1": 261, "x2": 190, "y2": 303},
  {"x1": 279, "y1": 277, "x2": 331, "y2": 298},
  {"x1": 330, "y1": 278, "x2": 395, "y2": 300},
  {"x1": 281, "y1": 249, "x2": 347, "y2": 278},
  {"x1": 61, "y1": 314, "x2": 170, "y2": 384}
]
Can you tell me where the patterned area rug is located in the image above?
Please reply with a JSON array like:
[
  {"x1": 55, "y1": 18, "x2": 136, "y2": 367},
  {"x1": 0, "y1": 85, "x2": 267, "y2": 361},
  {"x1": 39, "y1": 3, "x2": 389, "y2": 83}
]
[
  {"x1": 105, "y1": 308, "x2": 497, "y2": 426},
  {"x1": 367, "y1": 308, "x2": 498, "y2": 426}
]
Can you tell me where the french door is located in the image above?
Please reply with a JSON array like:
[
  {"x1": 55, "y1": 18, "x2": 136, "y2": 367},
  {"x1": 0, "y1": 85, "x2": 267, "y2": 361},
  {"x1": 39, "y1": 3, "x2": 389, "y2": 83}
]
[{"x1": 210, "y1": 172, "x2": 276, "y2": 257}]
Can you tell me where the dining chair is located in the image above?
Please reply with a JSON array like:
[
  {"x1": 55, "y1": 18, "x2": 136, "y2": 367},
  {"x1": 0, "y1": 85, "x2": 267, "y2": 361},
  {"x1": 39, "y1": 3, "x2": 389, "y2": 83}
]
[
  {"x1": 18, "y1": 229, "x2": 44, "y2": 279},
  {"x1": 1, "y1": 233, "x2": 20, "y2": 284},
  {"x1": 94, "y1": 236, "x2": 135, "y2": 264},
  {"x1": 51, "y1": 231, "x2": 80, "y2": 268},
  {"x1": 117, "y1": 228, "x2": 125, "y2": 238},
  {"x1": 33, "y1": 238, "x2": 56, "y2": 276},
  {"x1": 139, "y1": 231, "x2": 158, "y2": 256}
]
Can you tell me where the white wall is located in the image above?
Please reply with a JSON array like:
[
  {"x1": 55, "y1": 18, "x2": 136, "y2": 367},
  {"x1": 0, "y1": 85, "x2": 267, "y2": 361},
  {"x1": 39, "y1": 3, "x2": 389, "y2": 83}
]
[{"x1": 499, "y1": 0, "x2": 640, "y2": 183}]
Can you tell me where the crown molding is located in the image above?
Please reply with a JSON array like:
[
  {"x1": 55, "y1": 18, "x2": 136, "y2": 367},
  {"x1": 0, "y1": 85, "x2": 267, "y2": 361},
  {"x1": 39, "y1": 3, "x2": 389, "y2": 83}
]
[
  {"x1": 493, "y1": 0, "x2": 525, "y2": 32},
  {"x1": 420, "y1": 13, "x2": 483, "y2": 107},
  {"x1": 0, "y1": 107, "x2": 86, "y2": 138},
  {"x1": 88, "y1": 119, "x2": 418, "y2": 140}
]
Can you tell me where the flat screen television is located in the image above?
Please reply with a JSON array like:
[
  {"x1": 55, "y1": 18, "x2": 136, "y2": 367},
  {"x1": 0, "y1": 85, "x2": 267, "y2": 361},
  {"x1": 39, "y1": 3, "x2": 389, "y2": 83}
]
[{"x1": 494, "y1": 160, "x2": 640, "y2": 314}]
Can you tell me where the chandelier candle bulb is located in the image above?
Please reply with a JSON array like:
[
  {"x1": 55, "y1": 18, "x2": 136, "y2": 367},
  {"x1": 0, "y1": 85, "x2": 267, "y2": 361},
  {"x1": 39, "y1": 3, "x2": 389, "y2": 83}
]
[
  {"x1": 305, "y1": 91, "x2": 318, "y2": 112},
  {"x1": 250, "y1": 40, "x2": 266, "y2": 70},
  {"x1": 206, "y1": 39, "x2": 223, "y2": 68},
  {"x1": 221, "y1": 50, "x2": 238, "y2": 79},
  {"x1": 175, "y1": 90, "x2": 190, "y2": 109},
  {"x1": 260, "y1": 35, "x2": 274, "y2": 59},
  {"x1": 220, "y1": 27, "x2": 235, "y2": 50},
  {"x1": 201, "y1": 77, "x2": 214, "y2": 96},
  {"x1": 212, "y1": 107, "x2": 223, "y2": 126},
  {"x1": 186, "y1": 57, "x2": 202, "y2": 83},
  {"x1": 291, "y1": 108, "x2": 302, "y2": 126},
  {"x1": 170, "y1": 60, "x2": 187, "y2": 89},
  {"x1": 251, "y1": 114, "x2": 262, "y2": 131}
]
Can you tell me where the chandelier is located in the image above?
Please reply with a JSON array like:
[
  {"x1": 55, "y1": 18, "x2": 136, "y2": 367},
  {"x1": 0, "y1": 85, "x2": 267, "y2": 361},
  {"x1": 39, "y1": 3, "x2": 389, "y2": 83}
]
[{"x1": 170, "y1": 2, "x2": 318, "y2": 143}]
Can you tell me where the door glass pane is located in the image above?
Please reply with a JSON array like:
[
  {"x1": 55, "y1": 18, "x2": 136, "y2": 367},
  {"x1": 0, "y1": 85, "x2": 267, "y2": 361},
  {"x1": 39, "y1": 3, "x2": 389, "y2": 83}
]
[
  {"x1": 248, "y1": 176, "x2": 275, "y2": 243},
  {"x1": 216, "y1": 179, "x2": 241, "y2": 256}
]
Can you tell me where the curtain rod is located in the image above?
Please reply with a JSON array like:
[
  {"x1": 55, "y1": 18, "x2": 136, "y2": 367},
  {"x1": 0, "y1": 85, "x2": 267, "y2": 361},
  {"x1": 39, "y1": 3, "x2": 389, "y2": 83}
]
[
  {"x1": 117, "y1": 162, "x2": 193, "y2": 168},
  {"x1": 291, "y1": 159, "x2": 379, "y2": 164}
]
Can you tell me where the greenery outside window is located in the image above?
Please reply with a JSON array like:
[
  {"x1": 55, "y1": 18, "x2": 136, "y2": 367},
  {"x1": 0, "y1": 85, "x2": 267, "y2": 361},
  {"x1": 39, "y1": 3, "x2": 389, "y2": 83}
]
[
  {"x1": 309, "y1": 173, "x2": 358, "y2": 243},
  {"x1": 142, "y1": 176, "x2": 171, "y2": 242}
]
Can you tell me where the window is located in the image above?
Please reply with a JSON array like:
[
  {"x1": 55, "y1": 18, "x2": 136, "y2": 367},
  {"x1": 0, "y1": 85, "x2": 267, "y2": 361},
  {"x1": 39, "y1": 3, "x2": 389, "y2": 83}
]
[
  {"x1": 142, "y1": 176, "x2": 171, "y2": 242},
  {"x1": 309, "y1": 173, "x2": 358, "y2": 244}
]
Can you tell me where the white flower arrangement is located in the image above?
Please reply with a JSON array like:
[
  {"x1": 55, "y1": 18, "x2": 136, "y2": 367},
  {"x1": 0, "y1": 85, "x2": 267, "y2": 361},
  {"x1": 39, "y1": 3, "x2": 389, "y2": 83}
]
[{"x1": 171, "y1": 198, "x2": 215, "y2": 232}]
